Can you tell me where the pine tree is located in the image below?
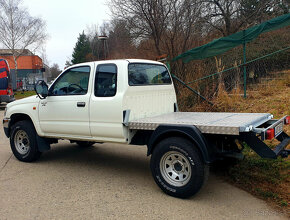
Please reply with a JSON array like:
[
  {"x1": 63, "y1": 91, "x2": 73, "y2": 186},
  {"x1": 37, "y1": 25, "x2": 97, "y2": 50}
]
[{"x1": 71, "y1": 31, "x2": 91, "y2": 64}]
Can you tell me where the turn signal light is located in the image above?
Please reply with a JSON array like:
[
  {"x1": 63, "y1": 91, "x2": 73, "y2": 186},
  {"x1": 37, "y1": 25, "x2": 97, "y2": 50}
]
[
  {"x1": 285, "y1": 116, "x2": 290, "y2": 125},
  {"x1": 266, "y1": 128, "x2": 275, "y2": 140}
]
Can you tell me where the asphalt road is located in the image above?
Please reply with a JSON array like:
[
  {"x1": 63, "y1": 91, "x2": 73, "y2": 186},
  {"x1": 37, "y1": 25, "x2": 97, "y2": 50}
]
[{"x1": 0, "y1": 110, "x2": 287, "y2": 220}]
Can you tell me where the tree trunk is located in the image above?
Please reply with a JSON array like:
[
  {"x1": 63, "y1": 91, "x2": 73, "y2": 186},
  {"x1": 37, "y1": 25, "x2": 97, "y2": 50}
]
[
  {"x1": 154, "y1": 36, "x2": 162, "y2": 56},
  {"x1": 13, "y1": 55, "x2": 18, "y2": 90}
]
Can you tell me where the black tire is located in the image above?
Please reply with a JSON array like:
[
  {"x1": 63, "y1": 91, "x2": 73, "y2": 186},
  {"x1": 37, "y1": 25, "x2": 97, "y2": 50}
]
[
  {"x1": 10, "y1": 120, "x2": 41, "y2": 162},
  {"x1": 150, "y1": 137, "x2": 208, "y2": 198},
  {"x1": 75, "y1": 141, "x2": 94, "y2": 147}
]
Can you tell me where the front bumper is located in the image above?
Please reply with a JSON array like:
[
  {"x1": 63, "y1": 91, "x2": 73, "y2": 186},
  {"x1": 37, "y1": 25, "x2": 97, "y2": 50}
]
[{"x1": 3, "y1": 117, "x2": 10, "y2": 137}]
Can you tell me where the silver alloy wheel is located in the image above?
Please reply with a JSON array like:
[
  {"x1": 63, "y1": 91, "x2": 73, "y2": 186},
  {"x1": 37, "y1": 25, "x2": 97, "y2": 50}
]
[
  {"x1": 14, "y1": 130, "x2": 30, "y2": 155},
  {"x1": 160, "y1": 150, "x2": 192, "y2": 187}
]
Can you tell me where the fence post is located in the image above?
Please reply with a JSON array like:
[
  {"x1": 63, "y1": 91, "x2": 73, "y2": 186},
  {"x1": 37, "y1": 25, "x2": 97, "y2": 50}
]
[{"x1": 243, "y1": 30, "x2": 247, "y2": 98}]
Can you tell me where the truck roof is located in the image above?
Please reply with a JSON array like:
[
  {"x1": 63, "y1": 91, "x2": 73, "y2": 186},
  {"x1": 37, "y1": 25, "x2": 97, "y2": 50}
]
[
  {"x1": 126, "y1": 59, "x2": 164, "y2": 65},
  {"x1": 71, "y1": 59, "x2": 165, "y2": 67}
]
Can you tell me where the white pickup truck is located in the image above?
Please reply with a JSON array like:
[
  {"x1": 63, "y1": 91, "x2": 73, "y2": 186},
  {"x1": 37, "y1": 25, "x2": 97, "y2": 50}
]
[{"x1": 3, "y1": 59, "x2": 290, "y2": 198}]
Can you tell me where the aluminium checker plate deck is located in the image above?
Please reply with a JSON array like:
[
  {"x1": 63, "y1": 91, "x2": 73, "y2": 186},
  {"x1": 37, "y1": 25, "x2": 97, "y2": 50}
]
[{"x1": 128, "y1": 112, "x2": 273, "y2": 135}]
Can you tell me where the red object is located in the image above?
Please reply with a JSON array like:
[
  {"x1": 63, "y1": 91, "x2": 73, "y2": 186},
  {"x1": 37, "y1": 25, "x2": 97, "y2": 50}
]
[
  {"x1": 266, "y1": 128, "x2": 275, "y2": 140},
  {"x1": 0, "y1": 88, "x2": 13, "y2": 97},
  {"x1": 0, "y1": 89, "x2": 7, "y2": 95},
  {"x1": 17, "y1": 80, "x2": 23, "y2": 89},
  {"x1": 0, "y1": 59, "x2": 14, "y2": 99},
  {"x1": 0, "y1": 59, "x2": 10, "y2": 72},
  {"x1": 0, "y1": 70, "x2": 8, "y2": 78},
  {"x1": 285, "y1": 116, "x2": 290, "y2": 125}
]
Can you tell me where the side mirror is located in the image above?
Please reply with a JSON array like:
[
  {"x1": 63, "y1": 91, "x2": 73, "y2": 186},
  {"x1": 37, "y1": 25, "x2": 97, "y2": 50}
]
[{"x1": 35, "y1": 80, "x2": 48, "y2": 99}]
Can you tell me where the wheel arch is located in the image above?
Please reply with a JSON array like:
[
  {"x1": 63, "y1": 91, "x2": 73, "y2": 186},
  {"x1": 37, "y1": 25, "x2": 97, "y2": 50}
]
[
  {"x1": 8, "y1": 113, "x2": 50, "y2": 152},
  {"x1": 147, "y1": 125, "x2": 215, "y2": 164},
  {"x1": 7, "y1": 113, "x2": 35, "y2": 138}
]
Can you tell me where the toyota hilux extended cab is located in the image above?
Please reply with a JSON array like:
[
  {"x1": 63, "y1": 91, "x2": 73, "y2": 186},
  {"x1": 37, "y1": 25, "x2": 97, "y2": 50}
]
[{"x1": 3, "y1": 59, "x2": 290, "y2": 198}]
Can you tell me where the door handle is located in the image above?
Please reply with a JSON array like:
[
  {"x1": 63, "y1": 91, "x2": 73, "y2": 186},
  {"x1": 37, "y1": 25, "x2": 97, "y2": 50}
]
[{"x1": 77, "y1": 102, "x2": 86, "y2": 107}]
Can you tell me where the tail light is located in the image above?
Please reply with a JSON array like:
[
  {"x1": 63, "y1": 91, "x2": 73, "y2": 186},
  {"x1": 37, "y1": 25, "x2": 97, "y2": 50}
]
[
  {"x1": 266, "y1": 128, "x2": 275, "y2": 140},
  {"x1": 285, "y1": 116, "x2": 290, "y2": 125}
]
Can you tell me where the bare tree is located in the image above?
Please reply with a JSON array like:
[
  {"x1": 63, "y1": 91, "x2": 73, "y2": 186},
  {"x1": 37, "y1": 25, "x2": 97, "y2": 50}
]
[
  {"x1": 109, "y1": 0, "x2": 205, "y2": 79},
  {"x1": 39, "y1": 46, "x2": 49, "y2": 66},
  {"x1": 174, "y1": 1, "x2": 205, "y2": 81},
  {"x1": 109, "y1": 0, "x2": 174, "y2": 55},
  {"x1": 163, "y1": 0, "x2": 202, "y2": 58},
  {"x1": 107, "y1": 19, "x2": 138, "y2": 58},
  {"x1": 0, "y1": 0, "x2": 47, "y2": 80},
  {"x1": 200, "y1": 0, "x2": 277, "y2": 37},
  {"x1": 50, "y1": 63, "x2": 61, "y2": 79},
  {"x1": 86, "y1": 24, "x2": 99, "y2": 58}
]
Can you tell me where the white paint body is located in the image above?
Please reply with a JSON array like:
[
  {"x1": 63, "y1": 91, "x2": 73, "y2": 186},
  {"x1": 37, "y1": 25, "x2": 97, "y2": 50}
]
[{"x1": 5, "y1": 59, "x2": 177, "y2": 144}]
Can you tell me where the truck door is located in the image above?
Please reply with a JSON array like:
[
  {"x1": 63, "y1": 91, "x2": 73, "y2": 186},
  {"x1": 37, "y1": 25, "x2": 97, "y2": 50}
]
[
  {"x1": 38, "y1": 64, "x2": 93, "y2": 137},
  {"x1": 89, "y1": 63, "x2": 126, "y2": 142}
]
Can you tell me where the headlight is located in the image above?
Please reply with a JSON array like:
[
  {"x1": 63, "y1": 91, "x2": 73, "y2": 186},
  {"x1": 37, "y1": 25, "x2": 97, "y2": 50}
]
[{"x1": 4, "y1": 107, "x2": 7, "y2": 117}]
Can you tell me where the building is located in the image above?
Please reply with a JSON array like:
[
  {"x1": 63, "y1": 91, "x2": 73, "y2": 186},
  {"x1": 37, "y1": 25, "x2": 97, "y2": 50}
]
[{"x1": 0, "y1": 49, "x2": 49, "y2": 90}]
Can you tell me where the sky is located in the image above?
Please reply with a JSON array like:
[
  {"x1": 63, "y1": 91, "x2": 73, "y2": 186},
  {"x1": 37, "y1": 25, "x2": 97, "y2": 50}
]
[{"x1": 23, "y1": 0, "x2": 111, "y2": 70}]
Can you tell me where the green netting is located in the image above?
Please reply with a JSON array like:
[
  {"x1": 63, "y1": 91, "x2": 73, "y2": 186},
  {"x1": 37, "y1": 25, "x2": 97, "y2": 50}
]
[{"x1": 172, "y1": 13, "x2": 290, "y2": 63}]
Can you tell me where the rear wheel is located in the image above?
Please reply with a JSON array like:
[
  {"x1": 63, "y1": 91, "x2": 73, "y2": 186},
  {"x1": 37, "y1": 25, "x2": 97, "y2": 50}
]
[
  {"x1": 10, "y1": 120, "x2": 41, "y2": 162},
  {"x1": 150, "y1": 137, "x2": 208, "y2": 198}
]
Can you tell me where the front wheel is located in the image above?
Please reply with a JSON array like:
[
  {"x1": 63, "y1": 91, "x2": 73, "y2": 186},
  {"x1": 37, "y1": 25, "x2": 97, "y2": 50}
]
[
  {"x1": 10, "y1": 120, "x2": 41, "y2": 162},
  {"x1": 150, "y1": 137, "x2": 208, "y2": 198}
]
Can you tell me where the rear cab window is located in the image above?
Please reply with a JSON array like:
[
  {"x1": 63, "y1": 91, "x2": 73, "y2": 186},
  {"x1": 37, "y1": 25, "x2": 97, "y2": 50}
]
[
  {"x1": 128, "y1": 63, "x2": 172, "y2": 86},
  {"x1": 95, "y1": 64, "x2": 117, "y2": 97}
]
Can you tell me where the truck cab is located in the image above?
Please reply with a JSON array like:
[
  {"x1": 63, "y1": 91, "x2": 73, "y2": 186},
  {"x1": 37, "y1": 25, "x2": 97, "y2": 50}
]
[{"x1": 4, "y1": 59, "x2": 176, "y2": 143}]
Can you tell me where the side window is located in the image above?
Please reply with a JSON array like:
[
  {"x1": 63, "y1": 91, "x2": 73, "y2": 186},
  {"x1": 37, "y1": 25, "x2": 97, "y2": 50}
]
[
  {"x1": 49, "y1": 66, "x2": 90, "y2": 96},
  {"x1": 95, "y1": 64, "x2": 117, "y2": 97},
  {"x1": 128, "y1": 63, "x2": 171, "y2": 86}
]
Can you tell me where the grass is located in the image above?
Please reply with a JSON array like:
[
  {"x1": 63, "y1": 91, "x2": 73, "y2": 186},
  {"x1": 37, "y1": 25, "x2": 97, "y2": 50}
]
[
  {"x1": 226, "y1": 147, "x2": 290, "y2": 214},
  {"x1": 181, "y1": 70, "x2": 290, "y2": 215},
  {"x1": 14, "y1": 91, "x2": 36, "y2": 100}
]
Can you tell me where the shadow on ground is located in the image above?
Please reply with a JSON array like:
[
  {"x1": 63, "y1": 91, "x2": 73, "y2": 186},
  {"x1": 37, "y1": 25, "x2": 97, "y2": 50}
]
[{"x1": 39, "y1": 142, "x2": 151, "y2": 179}]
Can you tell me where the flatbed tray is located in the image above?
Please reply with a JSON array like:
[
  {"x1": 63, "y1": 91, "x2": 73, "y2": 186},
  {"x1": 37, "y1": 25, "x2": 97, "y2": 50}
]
[{"x1": 128, "y1": 112, "x2": 273, "y2": 135}]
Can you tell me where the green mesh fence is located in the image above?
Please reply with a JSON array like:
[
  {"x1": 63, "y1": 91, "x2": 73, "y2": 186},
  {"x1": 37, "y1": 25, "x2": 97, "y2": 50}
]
[
  {"x1": 173, "y1": 14, "x2": 290, "y2": 63},
  {"x1": 170, "y1": 14, "x2": 290, "y2": 104}
]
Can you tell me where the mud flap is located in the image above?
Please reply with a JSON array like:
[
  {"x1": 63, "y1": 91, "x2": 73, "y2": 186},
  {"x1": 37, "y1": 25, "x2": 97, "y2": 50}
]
[{"x1": 36, "y1": 135, "x2": 51, "y2": 152}]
